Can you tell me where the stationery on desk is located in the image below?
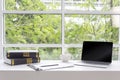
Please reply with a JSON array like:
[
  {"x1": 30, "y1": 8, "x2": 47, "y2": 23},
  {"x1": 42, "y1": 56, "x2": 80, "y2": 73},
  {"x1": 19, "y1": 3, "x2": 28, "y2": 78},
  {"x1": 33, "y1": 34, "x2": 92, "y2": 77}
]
[{"x1": 27, "y1": 64, "x2": 74, "y2": 71}]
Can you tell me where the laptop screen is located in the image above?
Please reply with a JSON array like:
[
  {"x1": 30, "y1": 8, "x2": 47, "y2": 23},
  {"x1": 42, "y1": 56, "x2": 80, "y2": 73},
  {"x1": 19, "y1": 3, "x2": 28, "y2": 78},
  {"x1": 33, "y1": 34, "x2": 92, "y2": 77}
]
[{"x1": 81, "y1": 41, "x2": 113, "y2": 63}]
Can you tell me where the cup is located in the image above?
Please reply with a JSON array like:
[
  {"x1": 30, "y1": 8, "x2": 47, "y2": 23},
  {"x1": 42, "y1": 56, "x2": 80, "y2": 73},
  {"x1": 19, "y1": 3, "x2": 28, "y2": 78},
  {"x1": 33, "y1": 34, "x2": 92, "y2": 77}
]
[{"x1": 60, "y1": 53, "x2": 71, "y2": 62}]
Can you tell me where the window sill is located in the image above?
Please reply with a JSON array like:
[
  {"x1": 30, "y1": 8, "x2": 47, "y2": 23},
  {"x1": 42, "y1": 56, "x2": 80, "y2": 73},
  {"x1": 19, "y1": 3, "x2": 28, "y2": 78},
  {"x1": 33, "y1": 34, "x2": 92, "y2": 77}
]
[
  {"x1": 1, "y1": 60, "x2": 120, "y2": 80},
  {"x1": 0, "y1": 60, "x2": 120, "y2": 71}
]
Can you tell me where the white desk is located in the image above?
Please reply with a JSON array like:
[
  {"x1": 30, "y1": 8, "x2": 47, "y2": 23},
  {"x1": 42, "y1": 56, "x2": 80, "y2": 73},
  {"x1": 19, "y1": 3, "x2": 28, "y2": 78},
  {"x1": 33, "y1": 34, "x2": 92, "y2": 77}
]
[
  {"x1": 1, "y1": 60, "x2": 120, "y2": 80},
  {"x1": 1, "y1": 60, "x2": 120, "y2": 71}
]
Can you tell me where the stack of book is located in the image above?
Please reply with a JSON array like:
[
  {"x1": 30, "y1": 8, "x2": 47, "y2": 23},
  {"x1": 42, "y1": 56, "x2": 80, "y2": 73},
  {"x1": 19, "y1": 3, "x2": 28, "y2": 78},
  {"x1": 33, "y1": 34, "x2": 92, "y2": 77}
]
[{"x1": 4, "y1": 50, "x2": 40, "y2": 66}]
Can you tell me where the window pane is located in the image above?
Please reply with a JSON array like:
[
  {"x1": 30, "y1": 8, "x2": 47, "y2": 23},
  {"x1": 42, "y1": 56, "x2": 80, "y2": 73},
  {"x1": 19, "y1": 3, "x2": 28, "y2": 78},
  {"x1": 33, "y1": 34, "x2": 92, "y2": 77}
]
[
  {"x1": 65, "y1": 0, "x2": 120, "y2": 11},
  {"x1": 5, "y1": 14, "x2": 61, "y2": 44},
  {"x1": 112, "y1": 0, "x2": 120, "y2": 7},
  {"x1": 67, "y1": 47, "x2": 118, "y2": 60},
  {"x1": 4, "y1": 47, "x2": 61, "y2": 60},
  {"x1": 68, "y1": 48, "x2": 82, "y2": 60},
  {"x1": 112, "y1": 47, "x2": 119, "y2": 60},
  {"x1": 65, "y1": 15, "x2": 119, "y2": 44},
  {"x1": 5, "y1": 0, "x2": 61, "y2": 11}
]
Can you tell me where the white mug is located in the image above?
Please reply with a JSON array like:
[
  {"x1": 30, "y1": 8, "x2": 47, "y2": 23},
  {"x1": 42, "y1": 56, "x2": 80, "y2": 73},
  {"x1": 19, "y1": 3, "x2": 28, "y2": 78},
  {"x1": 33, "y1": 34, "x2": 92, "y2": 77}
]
[{"x1": 60, "y1": 53, "x2": 71, "y2": 62}]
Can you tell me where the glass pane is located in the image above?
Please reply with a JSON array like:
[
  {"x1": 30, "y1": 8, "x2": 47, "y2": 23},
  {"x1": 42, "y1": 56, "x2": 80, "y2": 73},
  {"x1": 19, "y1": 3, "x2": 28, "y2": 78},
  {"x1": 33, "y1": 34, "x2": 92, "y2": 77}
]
[
  {"x1": 5, "y1": 0, "x2": 61, "y2": 11},
  {"x1": 4, "y1": 47, "x2": 61, "y2": 60},
  {"x1": 112, "y1": 0, "x2": 120, "y2": 7},
  {"x1": 5, "y1": 14, "x2": 61, "y2": 44},
  {"x1": 67, "y1": 47, "x2": 118, "y2": 60},
  {"x1": 65, "y1": 15, "x2": 119, "y2": 44},
  {"x1": 65, "y1": 0, "x2": 120, "y2": 11},
  {"x1": 68, "y1": 48, "x2": 82, "y2": 60},
  {"x1": 112, "y1": 47, "x2": 119, "y2": 60}
]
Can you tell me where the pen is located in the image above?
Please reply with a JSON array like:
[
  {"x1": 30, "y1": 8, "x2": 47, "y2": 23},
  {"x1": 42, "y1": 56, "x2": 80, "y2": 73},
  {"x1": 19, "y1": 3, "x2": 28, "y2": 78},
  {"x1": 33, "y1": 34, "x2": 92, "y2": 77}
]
[
  {"x1": 27, "y1": 64, "x2": 42, "y2": 71},
  {"x1": 44, "y1": 65, "x2": 74, "y2": 71},
  {"x1": 40, "y1": 64, "x2": 59, "y2": 67}
]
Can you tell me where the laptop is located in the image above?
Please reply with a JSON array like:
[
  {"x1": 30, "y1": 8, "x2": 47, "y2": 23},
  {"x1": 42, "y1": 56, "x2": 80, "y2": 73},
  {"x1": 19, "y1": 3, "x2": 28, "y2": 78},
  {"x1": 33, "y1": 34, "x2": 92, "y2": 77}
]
[{"x1": 74, "y1": 41, "x2": 113, "y2": 68}]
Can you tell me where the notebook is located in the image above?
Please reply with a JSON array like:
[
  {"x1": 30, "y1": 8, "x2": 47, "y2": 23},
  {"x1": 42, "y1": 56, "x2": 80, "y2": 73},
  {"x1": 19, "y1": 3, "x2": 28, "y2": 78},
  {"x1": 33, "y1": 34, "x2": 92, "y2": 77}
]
[{"x1": 74, "y1": 41, "x2": 113, "y2": 68}]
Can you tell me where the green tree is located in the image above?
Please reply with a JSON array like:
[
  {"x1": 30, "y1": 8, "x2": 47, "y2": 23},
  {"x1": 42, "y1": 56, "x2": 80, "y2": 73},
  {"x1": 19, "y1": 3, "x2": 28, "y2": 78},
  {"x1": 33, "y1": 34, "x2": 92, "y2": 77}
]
[
  {"x1": 65, "y1": 0, "x2": 119, "y2": 60},
  {"x1": 5, "y1": 0, "x2": 61, "y2": 44},
  {"x1": 5, "y1": 0, "x2": 120, "y2": 60},
  {"x1": 65, "y1": 15, "x2": 118, "y2": 44},
  {"x1": 5, "y1": 0, "x2": 61, "y2": 60}
]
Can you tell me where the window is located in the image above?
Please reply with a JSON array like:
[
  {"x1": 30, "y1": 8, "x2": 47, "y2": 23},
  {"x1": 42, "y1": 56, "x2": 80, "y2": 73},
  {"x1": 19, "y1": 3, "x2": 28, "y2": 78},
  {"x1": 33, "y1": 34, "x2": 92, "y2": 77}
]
[{"x1": 0, "y1": 0, "x2": 120, "y2": 60}]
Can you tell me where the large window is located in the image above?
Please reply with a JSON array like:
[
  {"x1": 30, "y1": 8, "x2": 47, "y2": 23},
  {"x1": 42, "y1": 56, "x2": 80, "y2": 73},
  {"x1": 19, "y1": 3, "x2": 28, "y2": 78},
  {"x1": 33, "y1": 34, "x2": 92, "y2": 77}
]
[{"x1": 0, "y1": 0, "x2": 120, "y2": 60}]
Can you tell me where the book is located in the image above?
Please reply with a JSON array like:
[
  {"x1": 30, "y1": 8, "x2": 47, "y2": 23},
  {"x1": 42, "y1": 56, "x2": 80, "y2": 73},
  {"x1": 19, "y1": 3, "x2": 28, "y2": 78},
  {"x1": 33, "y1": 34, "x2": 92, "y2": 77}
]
[
  {"x1": 4, "y1": 57, "x2": 40, "y2": 66},
  {"x1": 7, "y1": 50, "x2": 39, "y2": 58}
]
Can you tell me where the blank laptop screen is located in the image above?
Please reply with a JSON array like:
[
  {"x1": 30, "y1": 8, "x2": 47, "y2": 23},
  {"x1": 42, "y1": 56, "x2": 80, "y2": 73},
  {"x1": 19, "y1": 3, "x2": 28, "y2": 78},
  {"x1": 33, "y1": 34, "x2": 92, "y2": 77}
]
[{"x1": 81, "y1": 41, "x2": 113, "y2": 63}]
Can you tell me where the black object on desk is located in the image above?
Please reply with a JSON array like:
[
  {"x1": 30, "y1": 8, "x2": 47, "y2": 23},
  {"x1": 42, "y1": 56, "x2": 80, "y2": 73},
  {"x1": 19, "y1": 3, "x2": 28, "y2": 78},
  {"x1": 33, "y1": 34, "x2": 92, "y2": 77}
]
[
  {"x1": 75, "y1": 41, "x2": 113, "y2": 68},
  {"x1": 81, "y1": 41, "x2": 113, "y2": 64}
]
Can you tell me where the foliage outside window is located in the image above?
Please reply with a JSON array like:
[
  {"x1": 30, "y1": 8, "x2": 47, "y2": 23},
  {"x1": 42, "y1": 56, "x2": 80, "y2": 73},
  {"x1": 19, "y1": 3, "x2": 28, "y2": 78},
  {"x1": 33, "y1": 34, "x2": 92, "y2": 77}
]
[{"x1": 4, "y1": 0, "x2": 120, "y2": 60}]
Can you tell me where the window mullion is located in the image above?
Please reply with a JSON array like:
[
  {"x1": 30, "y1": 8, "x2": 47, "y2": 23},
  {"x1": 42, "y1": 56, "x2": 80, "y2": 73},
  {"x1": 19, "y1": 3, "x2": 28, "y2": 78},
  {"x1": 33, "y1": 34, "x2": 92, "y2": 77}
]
[
  {"x1": 3, "y1": 11, "x2": 120, "y2": 15},
  {"x1": 3, "y1": 44, "x2": 62, "y2": 48},
  {"x1": 3, "y1": 11, "x2": 62, "y2": 14},
  {"x1": 3, "y1": 44, "x2": 119, "y2": 48},
  {"x1": 119, "y1": 26, "x2": 120, "y2": 60},
  {"x1": 64, "y1": 11, "x2": 120, "y2": 15},
  {"x1": 0, "y1": 0, "x2": 4, "y2": 59},
  {"x1": 61, "y1": 0, "x2": 65, "y2": 54}
]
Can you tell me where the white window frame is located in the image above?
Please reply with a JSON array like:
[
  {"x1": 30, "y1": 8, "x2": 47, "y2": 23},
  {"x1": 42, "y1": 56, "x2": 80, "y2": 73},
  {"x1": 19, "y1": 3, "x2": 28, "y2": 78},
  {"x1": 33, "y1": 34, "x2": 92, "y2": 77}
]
[
  {"x1": 0, "y1": 0, "x2": 120, "y2": 60},
  {"x1": 0, "y1": 0, "x2": 4, "y2": 59}
]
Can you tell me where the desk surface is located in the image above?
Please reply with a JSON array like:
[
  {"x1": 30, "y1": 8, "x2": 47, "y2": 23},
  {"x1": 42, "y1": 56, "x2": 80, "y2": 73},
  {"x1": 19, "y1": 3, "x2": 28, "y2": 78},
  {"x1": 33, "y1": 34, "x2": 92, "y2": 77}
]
[
  {"x1": 1, "y1": 60, "x2": 120, "y2": 71},
  {"x1": 1, "y1": 60, "x2": 120, "y2": 80}
]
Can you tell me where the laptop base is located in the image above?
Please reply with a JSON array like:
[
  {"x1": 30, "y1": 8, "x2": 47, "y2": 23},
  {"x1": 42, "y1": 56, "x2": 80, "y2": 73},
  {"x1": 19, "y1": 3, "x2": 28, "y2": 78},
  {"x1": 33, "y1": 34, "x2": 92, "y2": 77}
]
[{"x1": 74, "y1": 60, "x2": 111, "y2": 68}]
